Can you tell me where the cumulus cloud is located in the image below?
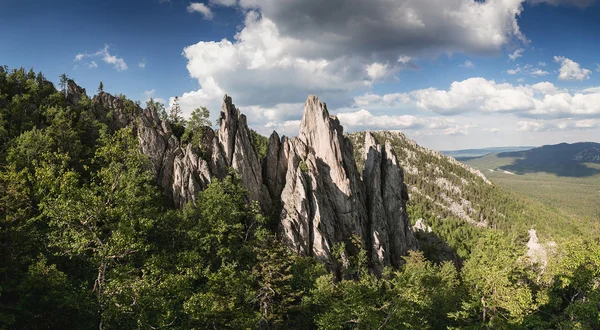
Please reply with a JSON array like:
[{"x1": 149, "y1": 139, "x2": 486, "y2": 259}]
[
  {"x1": 355, "y1": 78, "x2": 600, "y2": 119},
  {"x1": 354, "y1": 93, "x2": 411, "y2": 107},
  {"x1": 336, "y1": 109, "x2": 427, "y2": 130},
  {"x1": 177, "y1": 0, "x2": 542, "y2": 115},
  {"x1": 509, "y1": 48, "x2": 524, "y2": 61},
  {"x1": 139, "y1": 59, "x2": 146, "y2": 68},
  {"x1": 88, "y1": 61, "x2": 98, "y2": 69},
  {"x1": 174, "y1": 0, "x2": 599, "y2": 145},
  {"x1": 182, "y1": 11, "x2": 372, "y2": 111},
  {"x1": 517, "y1": 118, "x2": 599, "y2": 132},
  {"x1": 74, "y1": 45, "x2": 128, "y2": 71},
  {"x1": 554, "y1": 56, "x2": 591, "y2": 81},
  {"x1": 187, "y1": 2, "x2": 213, "y2": 19}
]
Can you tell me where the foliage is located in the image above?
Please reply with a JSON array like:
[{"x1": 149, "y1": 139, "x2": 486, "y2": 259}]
[
  {"x1": 250, "y1": 128, "x2": 269, "y2": 160},
  {"x1": 181, "y1": 106, "x2": 211, "y2": 148},
  {"x1": 1, "y1": 66, "x2": 600, "y2": 329}
]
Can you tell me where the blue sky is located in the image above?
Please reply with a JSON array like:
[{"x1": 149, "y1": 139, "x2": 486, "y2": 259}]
[{"x1": 1, "y1": 0, "x2": 599, "y2": 150}]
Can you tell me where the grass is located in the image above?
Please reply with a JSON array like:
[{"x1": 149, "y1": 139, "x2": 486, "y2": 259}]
[{"x1": 465, "y1": 154, "x2": 600, "y2": 223}]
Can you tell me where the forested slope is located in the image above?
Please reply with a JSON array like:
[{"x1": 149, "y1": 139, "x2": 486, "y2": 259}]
[{"x1": 2, "y1": 66, "x2": 600, "y2": 329}]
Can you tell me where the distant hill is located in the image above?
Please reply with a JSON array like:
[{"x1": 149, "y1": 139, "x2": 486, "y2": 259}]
[
  {"x1": 497, "y1": 142, "x2": 600, "y2": 177},
  {"x1": 463, "y1": 143, "x2": 600, "y2": 221},
  {"x1": 441, "y1": 146, "x2": 535, "y2": 161}
]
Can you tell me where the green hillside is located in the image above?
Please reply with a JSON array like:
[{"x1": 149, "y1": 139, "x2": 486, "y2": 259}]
[{"x1": 465, "y1": 153, "x2": 600, "y2": 222}]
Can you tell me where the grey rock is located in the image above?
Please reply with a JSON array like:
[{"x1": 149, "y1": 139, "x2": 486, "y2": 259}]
[
  {"x1": 279, "y1": 96, "x2": 416, "y2": 270},
  {"x1": 218, "y1": 95, "x2": 272, "y2": 210},
  {"x1": 66, "y1": 79, "x2": 87, "y2": 105}
]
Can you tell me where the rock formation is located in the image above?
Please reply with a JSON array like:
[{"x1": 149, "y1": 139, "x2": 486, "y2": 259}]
[
  {"x1": 271, "y1": 97, "x2": 417, "y2": 271},
  {"x1": 80, "y1": 83, "x2": 417, "y2": 270}
]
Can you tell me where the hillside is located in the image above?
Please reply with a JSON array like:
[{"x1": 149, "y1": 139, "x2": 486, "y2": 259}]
[
  {"x1": 346, "y1": 131, "x2": 593, "y2": 258},
  {"x1": 465, "y1": 150, "x2": 600, "y2": 221},
  {"x1": 496, "y1": 142, "x2": 600, "y2": 177}
]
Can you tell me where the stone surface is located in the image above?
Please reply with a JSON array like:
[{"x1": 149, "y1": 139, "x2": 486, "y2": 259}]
[{"x1": 279, "y1": 97, "x2": 416, "y2": 270}]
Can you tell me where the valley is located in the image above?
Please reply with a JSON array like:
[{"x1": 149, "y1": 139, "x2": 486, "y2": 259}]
[{"x1": 463, "y1": 146, "x2": 600, "y2": 222}]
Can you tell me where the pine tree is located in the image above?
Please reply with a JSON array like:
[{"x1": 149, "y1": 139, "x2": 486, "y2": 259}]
[
  {"x1": 59, "y1": 73, "x2": 68, "y2": 95},
  {"x1": 170, "y1": 96, "x2": 182, "y2": 123},
  {"x1": 97, "y1": 81, "x2": 103, "y2": 93}
]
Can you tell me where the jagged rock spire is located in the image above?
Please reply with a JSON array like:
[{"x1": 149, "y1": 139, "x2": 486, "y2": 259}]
[{"x1": 89, "y1": 84, "x2": 416, "y2": 271}]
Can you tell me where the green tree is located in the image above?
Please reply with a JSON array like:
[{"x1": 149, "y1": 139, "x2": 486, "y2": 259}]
[
  {"x1": 59, "y1": 73, "x2": 68, "y2": 95},
  {"x1": 455, "y1": 231, "x2": 536, "y2": 327},
  {"x1": 181, "y1": 106, "x2": 211, "y2": 147},
  {"x1": 97, "y1": 81, "x2": 103, "y2": 93},
  {"x1": 38, "y1": 127, "x2": 163, "y2": 329}
]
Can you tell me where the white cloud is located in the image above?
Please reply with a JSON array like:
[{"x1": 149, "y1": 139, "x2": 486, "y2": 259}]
[
  {"x1": 507, "y1": 64, "x2": 549, "y2": 76},
  {"x1": 354, "y1": 93, "x2": 411, "y2": 107},
  {"x1": 554, "y1": 56, "x2": 591, "y2": 81},
  {"x1": 174, "y1": 0, "x2": 599, "y2": 147},
  {"x1": 461, "y1": 60, "x2": 475, "y2": 68},
  {"x1": 187, "y1": 2, "x2": 213, "y2": 19},
  {"x1": 529, "y1": 68, "x2": 549, "y2": 76},
  {"x1": 509, "y1": 48, "x2": 524, "y2": 61},
  {"x1": 139, "y1": 59, "x2": 146, "y2": 68},
  {"x1": 356, "y1": 78, "x2": 600, "y2": 119},
  {"x1": 178, "y1": 0, "x2": 542, "y2": 115},
  {"x1": 538, "y1": 61, "x2": 547, "y2": 67},
  {"x1": 518, "y1": 119, "x2": 599, "y2": 132},
  {"x1": 443, "y1": 124, "x2": 478, "y2": 136},
  {"x1": 397, "y1": 56, "x2": 412, "y2": 64},
  {"x1": 413, "y1": 78, "x2": 535, "y2": 115},
  {"x1": 336, "y1": 109, "x2": 427, "y2": 130},
  {"x1": 263, "y1": 120, "x2": 302, "y2": 136},
  {"x1": 366, "y1": 62, "x2": 389, "y2": 81},
  {"x1": 517, "y1": 120, "x2": 547, "y2": 132},
  {"x1": 74, "y1": 45, "x2": 128, "y2": 71},
  {"x1": 507, "y1": 66, "x2": 522, "y2": 75},
  {"x1": 596, "y1": 63, "x2": 600, "y2": 72}
]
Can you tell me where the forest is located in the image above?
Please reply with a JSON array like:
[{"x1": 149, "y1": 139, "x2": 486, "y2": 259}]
[{"x1": 1, "y1": 66, "x2": 600, "y2": 329}]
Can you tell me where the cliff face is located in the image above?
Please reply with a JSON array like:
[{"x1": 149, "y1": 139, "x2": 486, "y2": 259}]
[{"x1": 85, "y1": 86, "x2": 416, "y2": 270}]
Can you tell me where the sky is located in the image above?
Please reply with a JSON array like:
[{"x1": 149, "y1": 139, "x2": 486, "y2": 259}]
[{"x1": 1, "y1": 0, "x2": 599, "y2": 150}]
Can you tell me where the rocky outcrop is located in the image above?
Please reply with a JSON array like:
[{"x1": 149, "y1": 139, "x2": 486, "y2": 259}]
[
  {"x1": 85, "y1": 85, "x2": 416, "y2": 270},
  {"x1": 363, "y1": 132, "x2": 417, "y2": 270},
  {"x1": 219, "y1": 96, "x2": 271, "y2": 209},
  {"x1": 66, "y1": 80, "x2": 86, "y2": 105},
  {"x1": 277, "y1": 97, "x2": 417, "y2": 270}
]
